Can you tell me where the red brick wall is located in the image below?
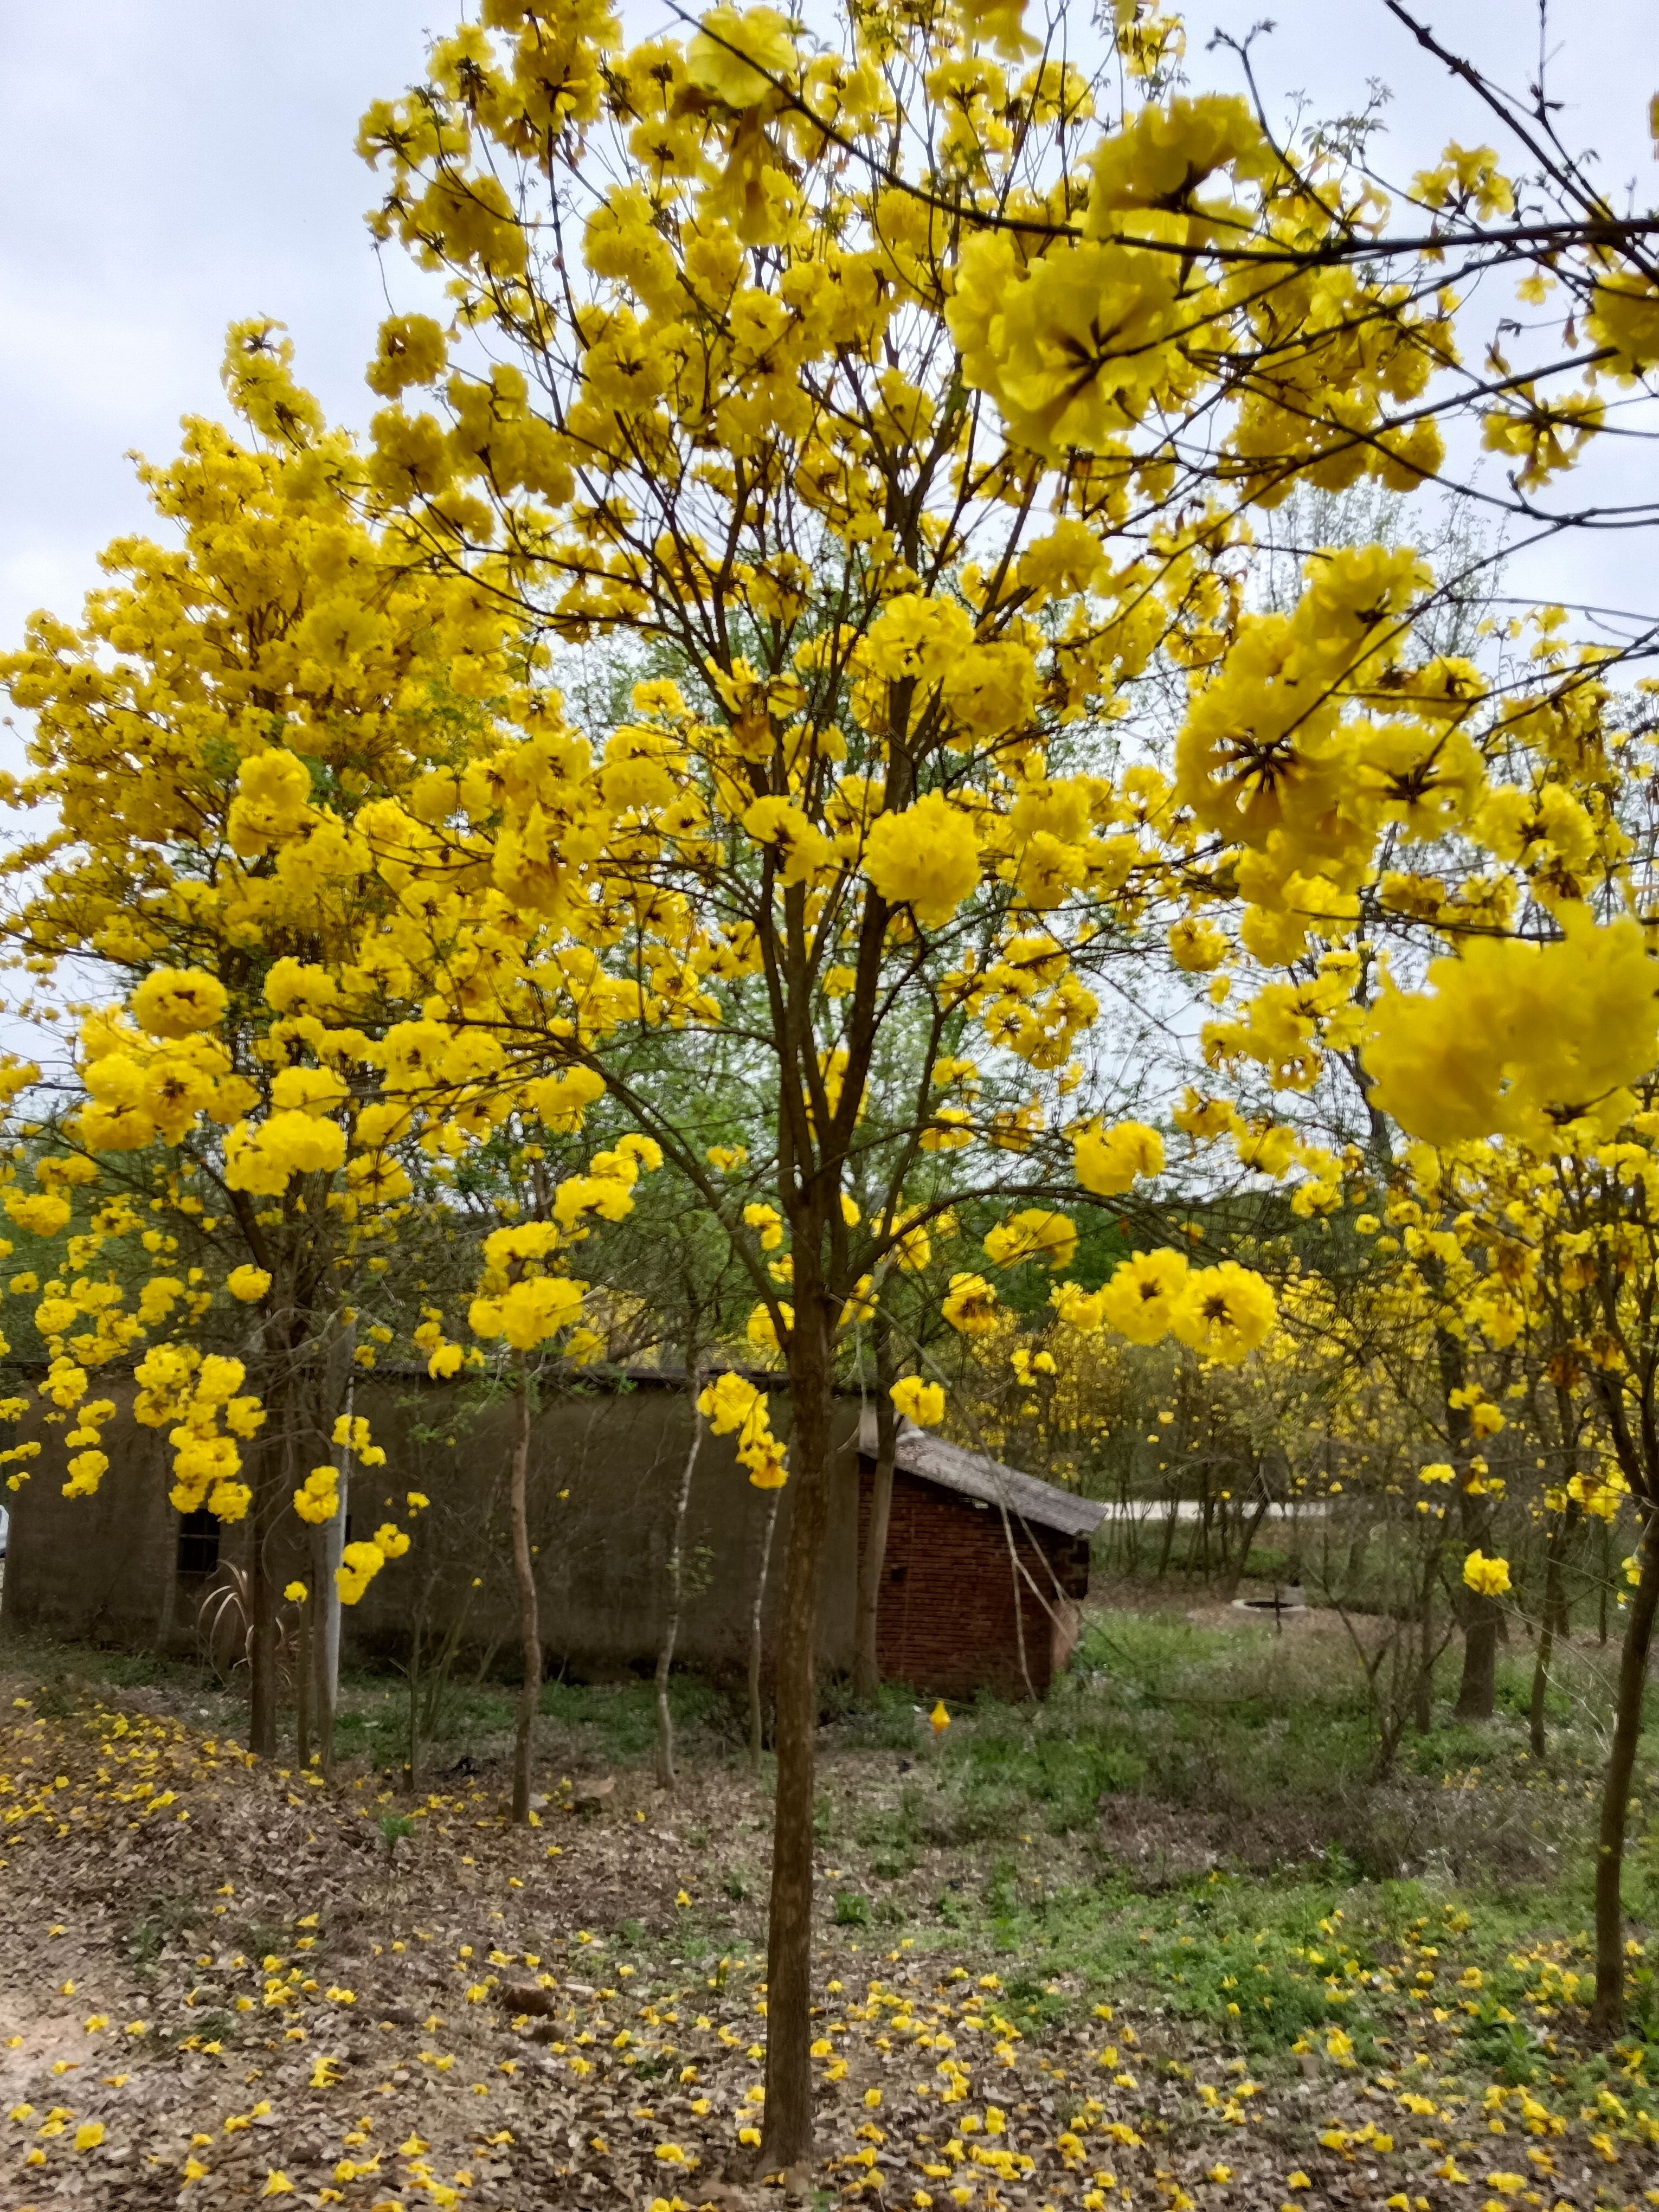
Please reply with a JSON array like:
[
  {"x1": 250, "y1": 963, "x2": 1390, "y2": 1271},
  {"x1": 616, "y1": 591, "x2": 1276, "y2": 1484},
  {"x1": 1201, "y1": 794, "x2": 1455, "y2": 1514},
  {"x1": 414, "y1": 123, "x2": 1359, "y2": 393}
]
[{"x1": 854, "y1": 1460, "x2": 1091, "y2": 1699}]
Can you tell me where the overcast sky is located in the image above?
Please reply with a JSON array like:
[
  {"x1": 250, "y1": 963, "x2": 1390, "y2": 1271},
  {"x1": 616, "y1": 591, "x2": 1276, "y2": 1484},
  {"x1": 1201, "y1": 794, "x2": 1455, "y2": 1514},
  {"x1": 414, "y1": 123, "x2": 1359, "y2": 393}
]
[{"x1": 3, "y1": 0, "x2": 1654, "y2": 661}]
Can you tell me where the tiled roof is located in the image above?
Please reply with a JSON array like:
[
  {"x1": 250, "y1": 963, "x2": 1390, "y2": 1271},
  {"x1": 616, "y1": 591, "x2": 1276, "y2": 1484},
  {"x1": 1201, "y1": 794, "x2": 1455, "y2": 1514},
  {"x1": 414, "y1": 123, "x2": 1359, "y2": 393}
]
[{"x1": 856, "y1": 1409, "x2": 1107, "y2": 1538}]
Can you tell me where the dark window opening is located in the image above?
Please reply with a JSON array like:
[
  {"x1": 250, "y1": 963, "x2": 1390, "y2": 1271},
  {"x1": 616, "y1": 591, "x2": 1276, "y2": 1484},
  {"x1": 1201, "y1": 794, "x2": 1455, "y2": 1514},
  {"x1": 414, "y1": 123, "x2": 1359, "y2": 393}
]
[
  {"x1": 177, "y1": 1508, "x2": 220, "y2": 1578},
  {"x1": 889, "y1": 1564, "x2": 908, "y2": 1584}
]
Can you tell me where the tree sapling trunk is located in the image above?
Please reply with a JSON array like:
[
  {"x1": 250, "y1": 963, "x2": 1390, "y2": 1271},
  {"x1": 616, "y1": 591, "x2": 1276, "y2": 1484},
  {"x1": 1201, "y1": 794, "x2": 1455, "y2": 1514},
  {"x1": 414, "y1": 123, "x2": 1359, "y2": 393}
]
[
  {"x1": 760, "y1": 1299, "x2": 833, "y2": 2171},
  {"x1": 1529, "y1": 1508, "x2": 1575, "y2": 1760},
  {"x1": 510, "y1": 1365, "x2": 540, "y2": 1825},
  {"x1": 655, "y1": 1365, "x2": 703, "y2": 1791},
  {"x1": 852, "y1": 1313, "x2": 897, "y2": 1701},
  {"x1": 1591, "y1": 1517, "x2": 1659, "y2": 2037},
  {"x1": 248, "y1": 1432, "x2": 281, "y2": 1759},
  {"x1": 749, "y1": 1487, "x2": 781, "y2": 1772}
]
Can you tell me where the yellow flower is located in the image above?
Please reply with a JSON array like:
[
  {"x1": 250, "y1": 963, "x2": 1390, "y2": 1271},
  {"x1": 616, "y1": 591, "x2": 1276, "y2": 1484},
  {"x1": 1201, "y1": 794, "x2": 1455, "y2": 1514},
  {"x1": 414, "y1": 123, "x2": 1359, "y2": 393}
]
[
  {"x1": 293, "y1": 1467, "x2": 339, "y2": 1525},
  {"x1": 685, "y1": 4, "x2": 796, "y2": 107},
  {"x1": 930, "y1": 1701, "x2": 950, "y2": 1736},
  {"x1": 891, "y1": 1376, "x2": 946, "y2": 1428},
  {"x1": 74, "y1": 2121, "x2": 105, "y2": 2152},
  {"x1": 1169, "y1": 917, "x2": 1230, "y2": 974},
  {"x1": 1169, "y1": 1263, "x2": 1277, "y2": 1365},
  {"x1": 1099, "y1": 1247, "x2": 1189, "y2": 1346},
  {"x1": 1074, "y1": 1120, "x2": 1164, "y2": 1196},
  {"x1": 942, "y1": 1274, "x2": 1000, "y2": 1336},
  {"x1": 1462, "y1": 1549, "x2": 1512, "y2": 1598},
  {"x1": 863, "y1": 792, "x2": 982, "y2": 929},
  {"x1": 284, "y1": 1581, "x2": 308, "y2": 1605},
  {"x1": 469, "y1": 1274, "x2": 586, "y2": 1352},
  {"x1": 132, "y1": 968, "x2": 228, "y2": 1040},
  {"x1": 983, "y1": 1207, "x2": 1077, "y2": 1271},
  {"x1": 1363, "y1": 911, "x2": 1659, "y2": 1150},
  {"x1": 336, "y1": 1541, "x2": 387, "y2": 1606},
  {"x1": 227, "y1": 1265, "x2": 272, "y2": 1303}
]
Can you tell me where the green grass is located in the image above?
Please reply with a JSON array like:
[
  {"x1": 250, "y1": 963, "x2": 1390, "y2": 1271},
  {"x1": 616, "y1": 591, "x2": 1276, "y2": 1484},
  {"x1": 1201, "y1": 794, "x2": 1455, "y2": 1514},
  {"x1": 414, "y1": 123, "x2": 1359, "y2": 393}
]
[
  {"x1": 328, "y1": 1666, "x2": 739, "y2": 1772},
  {"x1": 811, "y1": 1605, "x2": 1659, "y2": 2076}
]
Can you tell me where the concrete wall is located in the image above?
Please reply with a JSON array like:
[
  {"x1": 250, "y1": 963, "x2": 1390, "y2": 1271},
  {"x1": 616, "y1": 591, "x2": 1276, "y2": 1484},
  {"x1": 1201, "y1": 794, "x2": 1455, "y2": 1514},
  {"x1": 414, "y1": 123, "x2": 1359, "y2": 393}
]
[{"x1": 0, "y1": 1372, "x2": 865, "y2": 1683}]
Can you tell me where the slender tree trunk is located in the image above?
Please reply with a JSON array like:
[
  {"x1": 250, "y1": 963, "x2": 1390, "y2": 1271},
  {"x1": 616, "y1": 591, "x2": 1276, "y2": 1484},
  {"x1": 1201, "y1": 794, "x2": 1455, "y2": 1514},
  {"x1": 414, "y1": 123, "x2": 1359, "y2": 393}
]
[
  {"x1": 1155, "y1": 1493, "x2": 1179, "y2": 1579},
  {"x1": 749, "y1": 1489, "x2": 781, "y2": 1772},
  {"x1": 1225, "y1": 1485, "x2": 1272, "y2": 1602},
  {"x1": 760, "y1": 1303, "x2": 834, "y2": 2171},
  {"x1": 310, "y1": 1517, "x2": 336, "y2": 1777},
  {"x1": 1344, "y1": 1519, "x2": 1371, "y2": 1592},
  {"x1": 1118, "y1": 1471, "x2": 1137, "y2": 1574},
  {"x1": 510, "y1": 1367, "x2": 539, "y2": 1825},
  {"x1": 248, "y1": 1422, "x2": 281, "y2": 1759},
  {"x1": 318, "y1": 1356, "x2": 353, "y2": 1771},
  {"x1": 1414, "y1": 1572, "x2": 1435, "y2": 1734},
  {"x1": 295, "y1": 1602, "x2": 312, "y2": 1770},
  {"x1": 1529, "y1": 1513, "x2": 1575, "y2": 1760},
  {"x1": 852, "y1": 1315, "x2": 897, "y2": 1701},
  {"x1": 995, "y1": 1495, "x2": 1038, "y2": 1701},
  {"x1": 1599, "y1": 1520, "x2": 1611, "y2": 1644},
  {"x1": 1434, "y1": 1324, "x2": 1496, "y2": 1720},
  {"x1": 1454, "y1": 1484, "x2": 1499, "y2": 1720},
  {"x1": 655, "y1": 1367, "x2": 703, "y2": 1792},
  {"x1": 1591, "y1": 1517, "x2": 1659, "y2": 2037}
]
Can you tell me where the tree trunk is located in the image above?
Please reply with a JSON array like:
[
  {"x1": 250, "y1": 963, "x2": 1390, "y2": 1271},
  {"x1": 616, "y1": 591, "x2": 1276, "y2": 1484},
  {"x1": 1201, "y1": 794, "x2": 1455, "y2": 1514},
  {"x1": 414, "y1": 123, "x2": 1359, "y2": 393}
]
[
  {"x1": 1225, "y1": 1482, "x2": 1272, "y2": 1602},
  {"x1": 248, "y1": 1426, "x2": 281, "y2": 1759},
  {"x1": 295, "y1": 1603, "x2": 312, "y2": 1770},
  {"x1": 1155, "y1": 1491, "x2": 1179, "y2": 1579},
  {"x1": 1414, "y1": 1573, "x2": 1434, "y2": 1734},
  {"x1": 310, "y1": 1516, "x2": 337, "y2": 1778},
  {"x1": 1591, "y1": 1516, "x2": 1659, "y2": 2038},
  {"x1": 510, "y1": 1368, "x2": 540, "y2": 1825},
  {"x1": 760, "y1": 1303, "x2": 833, "y2": 2172},
  {"x1": 1344, "y1": 1519, "x2": 1371, "y2": 1592},
  {"x1": 318, "y1": 1360, "x2": 352, "y2": 1774},
  {"x1": 1529, "y1": 1512, "x2": 1574, "y2": 1760},
  {"x1": 749, "y1": 1489, "x2": 781, "y2": 1772},
  {"x1": 852, "y1": 1317, "x2": 897, "y2": 1701},
  {"x1": 1454, "y1": 1485, "x2": 1499, "y2": 1721},
  {"x1": 655, "y1": 1368, "x2": 703, "y2": 1792},
  {"x1": 1435, "y1": 1326, "x2": 1496, "y2": 1721},
  {"x1": 1599, "y1": 1520, "x2": 1611, "y2": 1644}
]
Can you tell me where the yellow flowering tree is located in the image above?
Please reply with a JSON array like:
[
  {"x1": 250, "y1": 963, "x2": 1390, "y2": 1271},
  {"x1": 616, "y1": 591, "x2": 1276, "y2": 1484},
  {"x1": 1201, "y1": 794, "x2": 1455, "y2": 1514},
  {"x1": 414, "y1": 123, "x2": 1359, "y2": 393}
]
[
  {"x1": 10, "y1": 0, "x2": 1654, "y2": 2149},
  {"x1": 1366, "y1": 1124, "x2": 1659, "y2": 2033},
  {"x1": 325, "y1": 0, "x2": 1659, "y2": 2135},
  {"x1": 330, "y1": 0, "x2": 1332, "y2": 2155},
  {"x1": 0, "y1": 330, "x2": 528, "y2": 1757}
]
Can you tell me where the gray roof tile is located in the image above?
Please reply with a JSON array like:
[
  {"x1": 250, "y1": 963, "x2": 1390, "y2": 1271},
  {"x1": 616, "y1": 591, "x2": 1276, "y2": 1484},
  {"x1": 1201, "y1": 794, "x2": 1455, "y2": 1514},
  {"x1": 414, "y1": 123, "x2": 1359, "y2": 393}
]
[{"x1": 856, "y1": 1409, "x2": 1106, "y2": 1537}]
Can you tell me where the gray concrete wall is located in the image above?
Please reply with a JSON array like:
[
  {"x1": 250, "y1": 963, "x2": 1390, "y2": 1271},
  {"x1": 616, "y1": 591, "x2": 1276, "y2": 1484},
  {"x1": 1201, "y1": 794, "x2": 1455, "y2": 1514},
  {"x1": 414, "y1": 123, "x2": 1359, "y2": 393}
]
[{"x1": 0, "y1": 1371, "x2": 864, "y2": 1683}]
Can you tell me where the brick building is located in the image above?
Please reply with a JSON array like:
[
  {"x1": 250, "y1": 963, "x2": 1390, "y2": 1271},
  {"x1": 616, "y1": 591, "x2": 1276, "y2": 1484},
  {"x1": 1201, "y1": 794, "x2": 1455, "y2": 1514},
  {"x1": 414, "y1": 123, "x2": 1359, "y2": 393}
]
[
  {"x1": 2, "y1": 1372, "x2": 1102, "y2": 1700},
  {"x1": 856, "y1": 1411, "x2": 1104, "y2": 1697}
]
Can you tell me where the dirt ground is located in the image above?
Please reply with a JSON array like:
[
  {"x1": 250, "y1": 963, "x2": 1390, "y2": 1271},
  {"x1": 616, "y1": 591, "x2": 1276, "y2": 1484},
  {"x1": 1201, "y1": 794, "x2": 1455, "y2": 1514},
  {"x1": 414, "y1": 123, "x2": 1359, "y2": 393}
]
[{"x1": 1, "y1": 1652, "x2": 1656, "y2": 2212}]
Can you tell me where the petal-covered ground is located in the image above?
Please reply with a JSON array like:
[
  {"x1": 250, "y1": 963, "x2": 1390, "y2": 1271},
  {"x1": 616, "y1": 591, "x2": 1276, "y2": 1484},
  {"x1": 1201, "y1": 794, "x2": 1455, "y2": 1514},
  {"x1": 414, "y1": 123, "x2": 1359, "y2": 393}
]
[{"x1": 2, "y1": 1627, "x2": 1658, "y2": 2212}]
